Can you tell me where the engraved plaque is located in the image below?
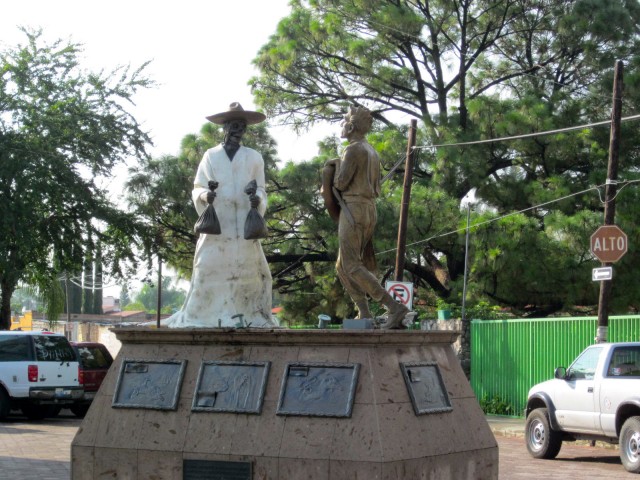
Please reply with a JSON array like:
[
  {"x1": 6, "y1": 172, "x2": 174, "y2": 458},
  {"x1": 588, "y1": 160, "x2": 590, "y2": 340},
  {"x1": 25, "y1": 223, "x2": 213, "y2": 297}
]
[
  {"x1": 276, "y1": 362, "x2": 360, "y2": 417},
  {"x1": 192, "y1": 361, "x2": 270, "y2": 414},
  {"x1": 112, "y1": 359, "x2": 186, "y2": 410},
  {"x1": 183, "y1": 459, "x2": 251, "y2": 480},
  {"x1": 400, "y1": 362, "x2": 452, "y2": 415}
]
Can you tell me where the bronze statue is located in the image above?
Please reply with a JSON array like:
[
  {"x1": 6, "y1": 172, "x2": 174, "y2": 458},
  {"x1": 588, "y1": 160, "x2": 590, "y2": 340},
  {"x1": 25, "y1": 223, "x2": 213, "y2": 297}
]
[{"x1": 323, "y1": 106, "x2": 409, "y2": 329}]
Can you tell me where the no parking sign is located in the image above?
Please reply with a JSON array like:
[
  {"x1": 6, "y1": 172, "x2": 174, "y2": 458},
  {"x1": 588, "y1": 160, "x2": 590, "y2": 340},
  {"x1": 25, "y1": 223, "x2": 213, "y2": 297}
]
[{"x1": 385, "y1": 281, "x2": 413, "y2": 310}]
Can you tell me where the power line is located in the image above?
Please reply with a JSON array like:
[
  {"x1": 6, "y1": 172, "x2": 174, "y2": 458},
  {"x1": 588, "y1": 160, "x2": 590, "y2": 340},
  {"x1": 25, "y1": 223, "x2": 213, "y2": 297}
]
[
  {"x1": 375, "y1": 179, "x2": 640, "y2": 256},
  {"x1": 413, "y1": 114, "x2": 640, "y2": 150}
]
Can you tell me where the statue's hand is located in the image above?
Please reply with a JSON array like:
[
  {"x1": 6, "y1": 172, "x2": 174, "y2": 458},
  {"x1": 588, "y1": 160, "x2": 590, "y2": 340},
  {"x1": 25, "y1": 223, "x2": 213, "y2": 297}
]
[
  {"x1": 244, "y1": 180, "x2": 257, "y2": 195},
  {"x1": 325, "y1": 158, "x2": 339, "y2": 169},
  {"x1": 200, "y1": 191, "x2": 216, "y2": 204},
  {"x1": 249, "y1": 193, "x2": 260, "y2": 209}
]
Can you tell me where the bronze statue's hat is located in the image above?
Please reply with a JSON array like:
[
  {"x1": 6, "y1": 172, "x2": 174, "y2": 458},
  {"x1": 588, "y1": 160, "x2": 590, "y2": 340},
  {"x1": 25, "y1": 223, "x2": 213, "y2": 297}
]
[{"x1": 206, "y1": 102, "x2": 266, "y2": 125}]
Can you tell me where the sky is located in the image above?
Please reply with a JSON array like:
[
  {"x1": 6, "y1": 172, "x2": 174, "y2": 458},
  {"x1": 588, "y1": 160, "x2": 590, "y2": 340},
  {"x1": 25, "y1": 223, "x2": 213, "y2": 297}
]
[
  {"x1": 3, "y1": 0, "x2": 337, "y2": 296},
  {"x1": 2, "y1": 0, "x2": 335, "y2": 162}
]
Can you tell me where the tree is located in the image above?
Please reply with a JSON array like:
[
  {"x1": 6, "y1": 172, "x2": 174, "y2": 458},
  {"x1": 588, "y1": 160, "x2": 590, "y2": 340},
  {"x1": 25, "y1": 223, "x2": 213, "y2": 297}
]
[
  {"x1": 0, "y1": 28, "x2": 153, "y2": 329},
  {"x1": 119, "y1": 283, "x2": 131, "y2": 310},
  {"x1": 251, "y1": 0, "x2": 640, "y2": 317},
  {"x1": 132, "y1": 277, "x2": 186, "y2": 314}
]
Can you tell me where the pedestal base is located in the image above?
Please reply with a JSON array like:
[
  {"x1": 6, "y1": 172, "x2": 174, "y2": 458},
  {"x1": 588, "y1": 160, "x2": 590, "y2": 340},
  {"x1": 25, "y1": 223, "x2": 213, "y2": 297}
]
[{"x1": 71, "y1": 328, "x2": 498, "y2": 479}]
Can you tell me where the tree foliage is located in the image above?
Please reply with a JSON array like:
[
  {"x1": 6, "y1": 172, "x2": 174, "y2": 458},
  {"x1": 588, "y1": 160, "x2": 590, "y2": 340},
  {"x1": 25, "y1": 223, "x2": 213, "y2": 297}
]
[
  {"x1": 130, "y1": 277, "x2": 186, "y2": 315},
  {"x1": 0, "y1": 28, "x2": 153, "y2": 329},
  {"x1": 250, "y1": 0, "x2": 640, "y2": 318}
]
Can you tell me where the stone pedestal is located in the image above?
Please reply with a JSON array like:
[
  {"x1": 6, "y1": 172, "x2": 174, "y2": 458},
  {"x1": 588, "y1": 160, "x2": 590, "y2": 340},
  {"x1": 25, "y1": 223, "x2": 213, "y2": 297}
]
[{"x1": 71, "y1": 328, "x2": 498, "y2": 479}]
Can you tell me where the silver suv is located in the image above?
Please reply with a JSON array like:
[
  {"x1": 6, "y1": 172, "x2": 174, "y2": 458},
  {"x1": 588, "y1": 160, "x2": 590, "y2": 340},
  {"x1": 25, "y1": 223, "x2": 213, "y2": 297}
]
[
  {"x1": 525, "y1": 342, "x2": 640, "y2": 473},
  {"x1": 0, "y1": 330, "x2": 83, "y2": 420}
]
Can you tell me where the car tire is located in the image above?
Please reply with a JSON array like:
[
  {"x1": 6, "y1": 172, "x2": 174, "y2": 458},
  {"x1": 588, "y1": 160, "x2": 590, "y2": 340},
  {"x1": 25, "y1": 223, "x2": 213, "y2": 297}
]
[
  {"x1": 620, "y1": 416, "x2": 640, "y2": 473},
  {"x1": 0, "y1": 388, "x2": 10, "y2": 420},
  {"x1": 525, "y1": 407, "x2": 562, "y2": 459},
  {"x1": 70, "y1": 404, "x2": 90, "y2": 418}
]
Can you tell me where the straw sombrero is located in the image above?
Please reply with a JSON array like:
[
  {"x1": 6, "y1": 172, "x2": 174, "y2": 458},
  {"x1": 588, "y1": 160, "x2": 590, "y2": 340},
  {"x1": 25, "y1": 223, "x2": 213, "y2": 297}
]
[{"x1": 206, "y1": 102, "x2": 266, "y2": 125}]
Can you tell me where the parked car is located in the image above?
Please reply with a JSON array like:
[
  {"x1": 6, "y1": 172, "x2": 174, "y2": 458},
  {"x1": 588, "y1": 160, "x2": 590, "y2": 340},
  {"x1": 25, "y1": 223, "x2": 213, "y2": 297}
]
[
  {"x1": 70, "y1": 342, "x2": 113, "y2": 417},
  {"x1": 525, "y1": 342, "x2": 640, "y2": 473},
  {"x1": 0, "y1": 330, "x2": 83, "y2": 420}
]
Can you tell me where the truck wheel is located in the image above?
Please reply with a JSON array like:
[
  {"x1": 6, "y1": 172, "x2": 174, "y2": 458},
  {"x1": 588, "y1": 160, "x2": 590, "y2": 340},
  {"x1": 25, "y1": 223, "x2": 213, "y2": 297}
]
[
  {"x1": 0, "y1": 389, "x2": 10, "y2": 420},
  {"x1": 525, "y1": 407, "x2": 562, "y2": 459},
  {"x1": 620, "y1": 416, "x2": 640, "y2": 473}
]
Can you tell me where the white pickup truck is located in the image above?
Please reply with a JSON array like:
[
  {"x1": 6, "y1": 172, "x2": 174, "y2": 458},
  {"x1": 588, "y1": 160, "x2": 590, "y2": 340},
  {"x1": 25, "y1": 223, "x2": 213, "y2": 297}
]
[
  {"x1": 0, "y1": 330, "x2": 83, "y2": 420},
  {"x1": 525, "y1": 342, "x2": 640, "y2": 473}
]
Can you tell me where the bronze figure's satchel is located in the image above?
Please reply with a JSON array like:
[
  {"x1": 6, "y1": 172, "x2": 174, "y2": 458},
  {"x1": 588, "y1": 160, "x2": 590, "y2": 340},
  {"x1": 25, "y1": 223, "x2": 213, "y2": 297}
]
[
  {"x1": 244, "y1": 179, "x2": 268, "y2": 239},
  {"x1": 194, "y1": 181, "x2": 221, "y2": 235},
  {"x1": 321, "y1": 159, "x2": 341, "y2": 223}
]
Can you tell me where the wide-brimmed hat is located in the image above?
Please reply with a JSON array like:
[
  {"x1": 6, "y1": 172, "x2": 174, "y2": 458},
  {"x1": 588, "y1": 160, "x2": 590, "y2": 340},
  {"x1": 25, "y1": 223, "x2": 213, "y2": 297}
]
[{"x1": 206, "y1": 102, "x2": 266, "y2": 125}]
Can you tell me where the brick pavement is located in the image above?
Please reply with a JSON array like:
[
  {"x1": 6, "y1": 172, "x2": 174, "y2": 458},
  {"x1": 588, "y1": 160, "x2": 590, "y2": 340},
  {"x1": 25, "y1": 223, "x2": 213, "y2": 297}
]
[
  {"x1": 0, "y1": 410, "x2": 80, "y2": 480},
  {"x1": 0, "y1": 413, "x2": 632, "y2": 479}
]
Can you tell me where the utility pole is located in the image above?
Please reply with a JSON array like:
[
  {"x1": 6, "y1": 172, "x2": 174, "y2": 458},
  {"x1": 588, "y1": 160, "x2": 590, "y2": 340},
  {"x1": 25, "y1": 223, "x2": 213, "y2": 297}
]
[
  {"x1": 156, "y1": 255, "x2": 162, "y2": 328},
  {"x1": 394, "y1": 119, "x2": 417, "y2": 281},
  {"x1": 596, "y1": 60, "x2": 624, "y2": 344},
  {"x1": 65, "y1": 274, "x2": 71, "y2": 323},
  {"x1": 461, "y1": 203, "x2": 472, "y2": 321}
]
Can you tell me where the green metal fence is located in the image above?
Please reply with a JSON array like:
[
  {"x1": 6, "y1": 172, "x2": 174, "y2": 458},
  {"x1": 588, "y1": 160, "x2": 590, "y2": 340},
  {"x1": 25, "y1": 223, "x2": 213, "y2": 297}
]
[{"x1": 471, "y1": 315, "x2": 640, "y2": 416}]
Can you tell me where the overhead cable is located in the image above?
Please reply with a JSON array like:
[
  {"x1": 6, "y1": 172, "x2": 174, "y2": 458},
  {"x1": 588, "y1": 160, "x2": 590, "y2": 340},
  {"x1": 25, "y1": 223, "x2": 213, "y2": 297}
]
[
  {"x1": 375, "y1": 179, "x2": 640, "y2": 256},
  {"x1": 413, "y1": 114, "x2": 640, "y2": 150}
]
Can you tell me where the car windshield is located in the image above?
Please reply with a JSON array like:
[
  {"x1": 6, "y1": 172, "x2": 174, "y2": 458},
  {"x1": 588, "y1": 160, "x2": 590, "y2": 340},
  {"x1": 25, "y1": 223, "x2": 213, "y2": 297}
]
[
  {"x1": 568, "y1": 347, "x2": 603, "y2": 380},
  {"x1": 33, "y1": 335, "x2": 76, "y2": 362},
  {"x1": 75, "y1": 346, "x2": 111, "y2": 368}
]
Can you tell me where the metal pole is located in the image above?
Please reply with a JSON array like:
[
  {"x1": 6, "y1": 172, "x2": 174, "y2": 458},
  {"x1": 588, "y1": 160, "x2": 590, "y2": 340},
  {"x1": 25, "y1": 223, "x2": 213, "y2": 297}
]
[
  {"x1": 596, "y1": 60, "x2": 624, "y2": 344},
  {"x1": 461, "y1": 203, "x2": 472, "y2": 321},
  {"x1": 156, "y1": 256, "x2": 162, "y2": 328},
  {"x1": 65, "y1": 274, "x2": 71, "y2": 323},
  {"x1": 394, "y1": 119, "x2": 418, "y2": 281}
]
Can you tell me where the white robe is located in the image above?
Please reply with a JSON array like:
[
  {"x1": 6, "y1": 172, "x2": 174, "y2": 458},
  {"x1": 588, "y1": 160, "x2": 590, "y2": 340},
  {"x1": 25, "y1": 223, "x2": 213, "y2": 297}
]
[{"x1": 164, "y1": 144, "x2": 274, "y2": 328}]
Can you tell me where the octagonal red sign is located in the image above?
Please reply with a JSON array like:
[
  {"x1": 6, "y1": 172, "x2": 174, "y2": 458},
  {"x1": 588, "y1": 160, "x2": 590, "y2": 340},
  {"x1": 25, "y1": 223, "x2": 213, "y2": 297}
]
[{"x1": 590, "y1": 225, "x2": 628, "y2": 263}]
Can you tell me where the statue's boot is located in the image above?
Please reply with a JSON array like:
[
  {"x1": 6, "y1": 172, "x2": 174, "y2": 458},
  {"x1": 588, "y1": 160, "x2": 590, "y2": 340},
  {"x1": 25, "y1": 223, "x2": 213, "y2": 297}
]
[{"x1": 379, "y1": 294, "x2": 409, "y2": 329}]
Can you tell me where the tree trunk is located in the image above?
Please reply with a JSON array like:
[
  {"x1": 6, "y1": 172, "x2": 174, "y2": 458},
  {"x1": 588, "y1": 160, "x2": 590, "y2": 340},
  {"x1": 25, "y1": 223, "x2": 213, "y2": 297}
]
[{"x1": 0, "y1": 280, "x2": 15, "y2": 331}]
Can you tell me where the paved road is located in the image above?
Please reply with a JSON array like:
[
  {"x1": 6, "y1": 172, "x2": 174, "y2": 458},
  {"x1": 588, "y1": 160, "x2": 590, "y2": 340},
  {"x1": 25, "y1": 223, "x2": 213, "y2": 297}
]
[
  {"x1": 0, "y1": 411, "x2": 79, "y2": 480},
  {"x1": 0, "y1": 413, "x2": 636, "y2": 479},
  {"x1": 497, "y1": 435, "x2": 635, "y2": 479}
]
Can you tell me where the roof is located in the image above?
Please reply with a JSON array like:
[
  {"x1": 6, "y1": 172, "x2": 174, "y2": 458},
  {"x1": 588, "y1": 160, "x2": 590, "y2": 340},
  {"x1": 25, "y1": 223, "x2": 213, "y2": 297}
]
[{"x1": 109, "y1": 311, "x2": 146, "y2": 318}]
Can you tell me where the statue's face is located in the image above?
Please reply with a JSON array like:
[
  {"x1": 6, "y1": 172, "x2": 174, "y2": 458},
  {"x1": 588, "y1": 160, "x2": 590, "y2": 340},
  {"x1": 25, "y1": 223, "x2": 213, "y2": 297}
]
[
  {"x1": 340, "y1": 115, "x2": 353, "y2": 139},
  {"x1": 223, "y1": 119, "x2": 247, "y2": 145}
]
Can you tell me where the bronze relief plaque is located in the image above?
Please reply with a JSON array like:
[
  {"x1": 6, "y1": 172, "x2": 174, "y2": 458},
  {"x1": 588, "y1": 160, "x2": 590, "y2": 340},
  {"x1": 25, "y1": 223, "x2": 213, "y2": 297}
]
[
  {"x1": 276, "y1": 362, "x2": 360, "y2": 418},
  {"x1": 112, "y1": 358, "x2": 186, "y2": 410},
  {"x1": 400, "y1": 362, "x2": 452, "y2": 415},
  {"x1": 191, "y1": 360, "x2": 270, "y2": 414}
]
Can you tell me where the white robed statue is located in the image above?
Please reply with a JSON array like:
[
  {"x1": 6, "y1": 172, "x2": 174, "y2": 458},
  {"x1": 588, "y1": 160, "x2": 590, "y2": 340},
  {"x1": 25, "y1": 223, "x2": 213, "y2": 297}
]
[{"x1": 163, "y1": 103, "x2": 275, "y2": 328}]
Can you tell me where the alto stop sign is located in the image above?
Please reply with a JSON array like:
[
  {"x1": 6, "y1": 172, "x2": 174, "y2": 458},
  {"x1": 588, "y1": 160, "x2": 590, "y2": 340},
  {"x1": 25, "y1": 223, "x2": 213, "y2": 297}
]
[{"x1": 590, "y1": 225, "x2": 628, "y2": 263}]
